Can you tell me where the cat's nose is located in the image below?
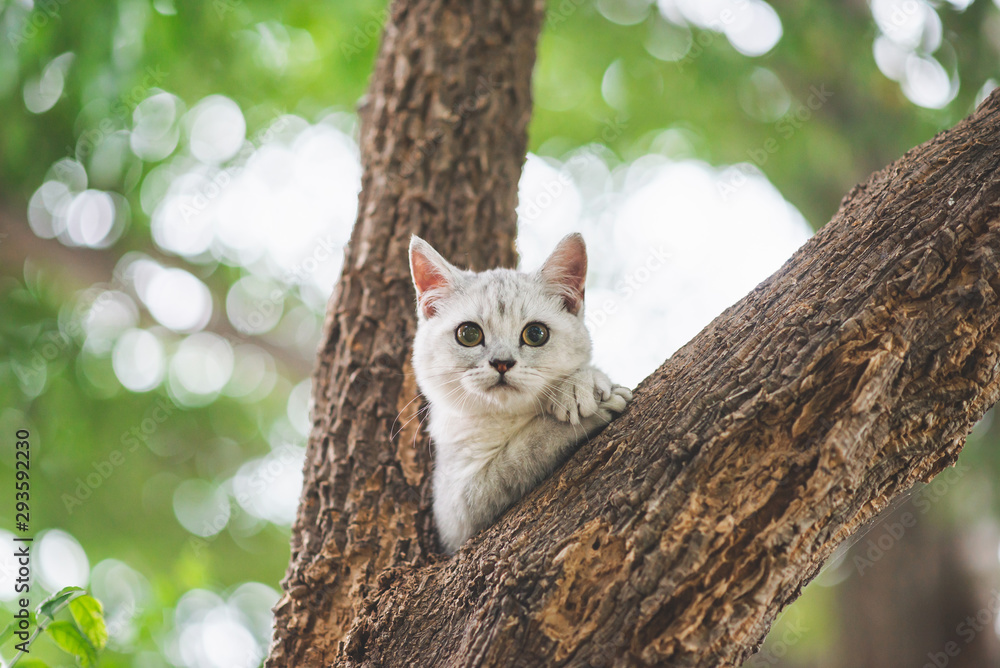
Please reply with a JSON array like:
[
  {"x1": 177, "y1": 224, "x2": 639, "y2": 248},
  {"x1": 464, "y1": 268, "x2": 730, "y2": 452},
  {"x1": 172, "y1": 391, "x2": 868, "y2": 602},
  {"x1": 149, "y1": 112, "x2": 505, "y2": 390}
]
[{"x1": 489, "y1": 359, "x2": 516, "y2": 374}]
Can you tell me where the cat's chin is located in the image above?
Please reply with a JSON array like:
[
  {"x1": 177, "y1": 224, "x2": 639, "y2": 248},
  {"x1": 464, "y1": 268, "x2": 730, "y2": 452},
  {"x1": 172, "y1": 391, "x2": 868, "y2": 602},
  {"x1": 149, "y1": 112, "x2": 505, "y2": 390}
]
[
  {"x1": 482, "y1": 383, "x2": 527, "y2": 402},
  {"x1": 479, "y1": 395, "x2": 537, "y2": 415},
  {"x1": 440, "y1": 382, "x2": 540, "y2": 416}
]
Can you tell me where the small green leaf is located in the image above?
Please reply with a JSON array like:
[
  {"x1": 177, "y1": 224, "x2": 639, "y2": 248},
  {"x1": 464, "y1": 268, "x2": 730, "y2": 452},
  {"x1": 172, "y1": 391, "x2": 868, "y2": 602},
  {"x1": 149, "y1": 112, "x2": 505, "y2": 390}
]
[
  {"x1": 45, "y1": 620, "x2": 97, "y2": 668},
  {"x1": 68, "y1": 595, "x2": 108, "y2": 651},
  {"x1": 36, "y1": 586, "x2": 85, "y2": 620}
]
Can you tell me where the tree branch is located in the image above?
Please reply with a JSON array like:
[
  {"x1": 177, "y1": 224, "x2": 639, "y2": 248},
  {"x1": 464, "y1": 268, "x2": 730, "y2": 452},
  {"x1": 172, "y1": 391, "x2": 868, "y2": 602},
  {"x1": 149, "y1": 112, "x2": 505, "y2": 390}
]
[{"x1": 342, "y1": 91, "x2": 1000, "y2": 666}]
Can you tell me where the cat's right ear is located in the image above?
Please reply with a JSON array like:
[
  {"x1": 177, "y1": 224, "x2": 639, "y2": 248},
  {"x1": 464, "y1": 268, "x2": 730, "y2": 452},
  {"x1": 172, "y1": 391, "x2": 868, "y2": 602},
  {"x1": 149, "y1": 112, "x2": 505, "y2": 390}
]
[
  {"x1": 409, "y1": 236, "x2": 456, "y2": 319},
  {"x1": 539, "y1": 233, "x2": 587, "y2": 315}
]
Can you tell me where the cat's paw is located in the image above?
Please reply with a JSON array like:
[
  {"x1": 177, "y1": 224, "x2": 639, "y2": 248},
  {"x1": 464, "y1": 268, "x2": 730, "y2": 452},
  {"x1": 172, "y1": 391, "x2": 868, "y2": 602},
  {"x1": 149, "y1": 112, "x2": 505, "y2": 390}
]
[
  {"x1": 547, "y1": 367, "x2": 618, "y2": 425},
  {"x1": 579, "y1": 384, "x2": 632, "y2": 432},
  {"x1": 599, "y1": 384, "x2": 633, "y2": 415}
]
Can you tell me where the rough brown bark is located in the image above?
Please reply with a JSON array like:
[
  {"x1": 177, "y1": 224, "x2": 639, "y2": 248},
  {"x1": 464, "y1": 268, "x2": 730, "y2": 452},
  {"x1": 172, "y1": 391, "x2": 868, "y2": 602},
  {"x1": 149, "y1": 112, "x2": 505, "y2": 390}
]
[
  {"x1": 266, "y1": 0, "x2": 542, "y2": 665},
  {"x1": 266, "y1": 0, "x2": 1000, "y2": 664}
]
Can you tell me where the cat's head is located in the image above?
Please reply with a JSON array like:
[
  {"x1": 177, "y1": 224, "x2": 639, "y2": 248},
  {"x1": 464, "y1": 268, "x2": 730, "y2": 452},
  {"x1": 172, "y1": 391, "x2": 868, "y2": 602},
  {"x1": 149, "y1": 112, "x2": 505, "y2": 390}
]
[{"x1": 409, "y1": 234, "x2": 593, "y2": 416}]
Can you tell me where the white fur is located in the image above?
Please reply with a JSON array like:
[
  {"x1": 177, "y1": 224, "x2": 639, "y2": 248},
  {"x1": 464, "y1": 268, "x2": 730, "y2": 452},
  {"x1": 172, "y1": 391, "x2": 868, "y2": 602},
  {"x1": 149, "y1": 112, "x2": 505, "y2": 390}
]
[{"x1": 409, "y1": 234, "x2": 632, "y2": 552}]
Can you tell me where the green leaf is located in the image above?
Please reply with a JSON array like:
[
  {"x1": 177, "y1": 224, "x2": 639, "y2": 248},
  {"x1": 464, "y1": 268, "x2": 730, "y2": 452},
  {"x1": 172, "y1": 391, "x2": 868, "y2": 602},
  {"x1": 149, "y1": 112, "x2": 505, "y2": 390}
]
[
  {"x1": 35, "y1": 586, "x2": 85, "y2": 620},
  {"x1": 68, "y1": 595, "x2": 108, "y2": 651},
  {"x1": 45, "y1": 620, "x2": 97, "y2": 668}
]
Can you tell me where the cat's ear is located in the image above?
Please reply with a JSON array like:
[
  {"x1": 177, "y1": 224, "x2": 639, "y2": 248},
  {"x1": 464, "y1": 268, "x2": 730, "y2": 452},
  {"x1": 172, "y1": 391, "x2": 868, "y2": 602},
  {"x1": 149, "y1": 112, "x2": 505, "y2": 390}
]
[
  {"x1": 409, "y1": 236, "x2": 458, "y2": 319},
  {"x1": 539, "y1": 233, "x2": 587, "y2": 315}
]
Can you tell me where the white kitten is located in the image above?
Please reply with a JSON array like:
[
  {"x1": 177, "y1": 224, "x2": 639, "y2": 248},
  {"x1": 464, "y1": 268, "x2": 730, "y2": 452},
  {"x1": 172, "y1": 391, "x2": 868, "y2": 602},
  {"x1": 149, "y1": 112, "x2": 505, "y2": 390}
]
[{"x1": 409, "y1": 233, "x2": 632, "y2": 552}]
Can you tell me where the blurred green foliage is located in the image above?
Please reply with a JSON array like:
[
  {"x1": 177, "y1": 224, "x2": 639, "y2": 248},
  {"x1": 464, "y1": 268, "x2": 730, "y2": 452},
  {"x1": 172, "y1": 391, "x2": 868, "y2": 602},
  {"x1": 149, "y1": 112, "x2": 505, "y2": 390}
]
[{"x1": 0, "y1": 0, "x2": 998, "y2": 665}]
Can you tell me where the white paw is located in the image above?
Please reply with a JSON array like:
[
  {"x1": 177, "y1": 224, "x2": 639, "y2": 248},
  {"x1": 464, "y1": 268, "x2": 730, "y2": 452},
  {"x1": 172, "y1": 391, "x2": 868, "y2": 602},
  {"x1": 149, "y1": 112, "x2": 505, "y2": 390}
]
[
  {"x1": 600, "y1": 384, "x2": 632, "y2": 414},
  {"x1": 547, "y1": 368, "x2": 629, "y2": 426}
]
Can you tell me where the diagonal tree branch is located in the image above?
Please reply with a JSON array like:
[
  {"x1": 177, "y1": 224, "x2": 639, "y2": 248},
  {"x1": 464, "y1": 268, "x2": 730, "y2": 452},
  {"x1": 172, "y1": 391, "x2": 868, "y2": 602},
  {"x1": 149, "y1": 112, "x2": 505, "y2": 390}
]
[
  {"x1": 340, "y1": 90, "x2": 1000, "y2": 665},
  {"x1": 266, "y1": 0, "x2": 1000, "y2": 662}
]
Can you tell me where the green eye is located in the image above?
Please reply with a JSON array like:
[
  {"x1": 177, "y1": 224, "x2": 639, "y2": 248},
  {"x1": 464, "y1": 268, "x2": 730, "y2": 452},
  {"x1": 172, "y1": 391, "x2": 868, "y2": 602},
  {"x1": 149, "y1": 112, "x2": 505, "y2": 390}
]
[
  {"x1": 456, "y1": 322, "x2": 484, "y2": 347},
  {"x1": 521, "y1": 323, "x2": 549, "y2": 347}
]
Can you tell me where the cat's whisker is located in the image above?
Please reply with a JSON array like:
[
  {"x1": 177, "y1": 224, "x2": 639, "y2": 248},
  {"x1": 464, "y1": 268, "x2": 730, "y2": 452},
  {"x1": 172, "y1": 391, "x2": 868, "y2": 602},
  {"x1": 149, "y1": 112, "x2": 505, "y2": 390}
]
[
  {"x1": 413, "y1": 405, "x2": 436, "y2": 453},
  {"x1": 539, "y1": 387, "x2": 574, "y2": 418},
  {"x1": 390, "y1": 377, "x2": 467, "y2": 439},
  {"x1": 390, "y1": 393, "x2": 427, "y2": 440},
  {"x1": 392, "y1": 403, "x2": 432, "y2": 440},
  {"x1": 389, "y1": 378, "x2": 462, "y2": 441}
]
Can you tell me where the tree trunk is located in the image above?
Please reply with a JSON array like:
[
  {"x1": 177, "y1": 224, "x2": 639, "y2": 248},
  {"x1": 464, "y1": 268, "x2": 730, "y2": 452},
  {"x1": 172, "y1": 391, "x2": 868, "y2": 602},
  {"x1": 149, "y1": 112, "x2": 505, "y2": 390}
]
[
  {"x1": 266, "y1": 0, "x2": 542, "y2": 665},
  {"x1": 266, "y1": 0, "x2": 1000, "y2": 664}
]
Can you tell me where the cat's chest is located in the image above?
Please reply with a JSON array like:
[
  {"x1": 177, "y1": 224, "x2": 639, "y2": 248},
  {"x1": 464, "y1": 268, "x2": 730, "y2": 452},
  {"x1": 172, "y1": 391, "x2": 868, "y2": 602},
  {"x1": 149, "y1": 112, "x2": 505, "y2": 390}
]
[{"x1": 430, "y1": 412, "x2": 533, "y2": 461}]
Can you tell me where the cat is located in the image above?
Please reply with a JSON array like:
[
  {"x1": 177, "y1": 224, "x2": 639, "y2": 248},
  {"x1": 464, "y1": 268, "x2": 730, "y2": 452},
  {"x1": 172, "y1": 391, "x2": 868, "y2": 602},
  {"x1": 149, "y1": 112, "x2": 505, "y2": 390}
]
[{"x1": 408, "y1": 233, "x2": 632, "y2": 553}]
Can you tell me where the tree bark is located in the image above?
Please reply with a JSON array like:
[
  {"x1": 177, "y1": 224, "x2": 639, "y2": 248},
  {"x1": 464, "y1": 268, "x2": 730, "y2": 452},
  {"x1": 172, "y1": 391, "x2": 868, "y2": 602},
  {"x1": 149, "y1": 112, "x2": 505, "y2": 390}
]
[
  {"x1": 266, "y1": 0, "x2": 1000, "y2": 664},
  {"x1": 266, "y1": 0, "x2": 542, "y2": 665}
]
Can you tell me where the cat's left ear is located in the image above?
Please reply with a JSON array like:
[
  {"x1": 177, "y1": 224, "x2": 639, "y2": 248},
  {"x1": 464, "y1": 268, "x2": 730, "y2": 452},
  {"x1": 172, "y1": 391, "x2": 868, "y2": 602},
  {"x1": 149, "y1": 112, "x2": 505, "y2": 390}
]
[
  {"x1": 539, "y1": 233, "x2": 587, "y2": 315},
  {"x1": 409, "y1": 236, "x2": 458, "y2": 319}
]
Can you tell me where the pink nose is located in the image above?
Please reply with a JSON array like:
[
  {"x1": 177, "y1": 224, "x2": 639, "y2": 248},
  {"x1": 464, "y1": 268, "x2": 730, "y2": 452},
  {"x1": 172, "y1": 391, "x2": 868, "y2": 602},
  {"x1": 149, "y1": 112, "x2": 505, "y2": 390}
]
[{"x1": 490, "y1": 359, "x2": 515, "y2": 374}]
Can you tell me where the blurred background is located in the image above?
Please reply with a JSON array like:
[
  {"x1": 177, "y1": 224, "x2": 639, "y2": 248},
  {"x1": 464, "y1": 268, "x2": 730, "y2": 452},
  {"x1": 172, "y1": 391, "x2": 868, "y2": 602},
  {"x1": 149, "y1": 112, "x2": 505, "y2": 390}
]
[{"x1": 0, "y1": 0, "x2": 998, "y2": 665}]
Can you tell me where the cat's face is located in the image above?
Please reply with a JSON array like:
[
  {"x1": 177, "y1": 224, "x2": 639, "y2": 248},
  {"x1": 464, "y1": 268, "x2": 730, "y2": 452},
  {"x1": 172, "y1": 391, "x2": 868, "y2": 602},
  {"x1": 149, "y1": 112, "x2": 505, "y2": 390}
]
[{"x1": 409, "y1": 235, "x2": 592, "y2": 416}]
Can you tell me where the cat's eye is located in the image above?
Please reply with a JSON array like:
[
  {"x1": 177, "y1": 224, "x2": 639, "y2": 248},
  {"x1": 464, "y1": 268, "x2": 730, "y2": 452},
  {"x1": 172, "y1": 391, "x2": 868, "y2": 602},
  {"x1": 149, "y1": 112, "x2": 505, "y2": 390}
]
[
  {"x1": 456, "y1": 322, "x2": 484, "y2": 347},
  {"x1": 521, "y1": 323, "x2": 549, "y2": 347}
]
